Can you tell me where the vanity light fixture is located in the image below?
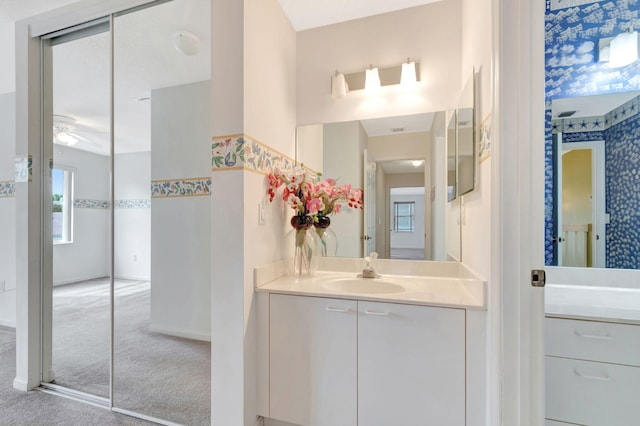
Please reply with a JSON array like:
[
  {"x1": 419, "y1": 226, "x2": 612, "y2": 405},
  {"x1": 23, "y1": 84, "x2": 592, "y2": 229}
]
[
  {"x1": 401, "y1": 59, "x2": 417, "y2": 86},
  {"x1": 610, "y1": 31, "x2": 639, "y2": 67},
  {"x1": 330, "y1": 60, "x2": 420, "y2": 97},
  {"x1": 331, "y1": 71, "x2": 348, "y2": 98},
  {"x1": 172, "y1": 30, "x2": 200, "y2": 56},
  {"x1": 365, "y1": 65, "x2": 381, "y2": 91},
  {"x1": 599, "y1": 30, "x2": 639, "y2": 68}
]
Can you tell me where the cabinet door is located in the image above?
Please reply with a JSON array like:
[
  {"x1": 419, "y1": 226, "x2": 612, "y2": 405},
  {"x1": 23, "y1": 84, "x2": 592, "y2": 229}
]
[
  {"x1": 270, "y1": 294, "x2": 357, "y2": 426},
  {"x1": 358, "y1": 301, "x2": 465, "y2": 426}
]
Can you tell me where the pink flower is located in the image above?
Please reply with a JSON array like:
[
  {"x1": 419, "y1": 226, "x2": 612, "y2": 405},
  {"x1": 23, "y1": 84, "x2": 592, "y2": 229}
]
[{"x1": 306, "y1": 197, "x2": 325, "y2": 215}]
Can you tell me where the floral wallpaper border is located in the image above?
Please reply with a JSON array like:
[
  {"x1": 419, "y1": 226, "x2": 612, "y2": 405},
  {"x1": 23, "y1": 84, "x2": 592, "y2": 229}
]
[
  {"x1": 115, "y1": 199, "x2": 151, "y2": 209},
  {"x1": 212, "y1": 134, "x2": 296, "y2": 175},
  {"x1": 151, "y1": 177, "x2": 211, "y2": 198},
  {"x1": 74, "y1": 199, "x2": 110, "y2": 209},
  {"x1": 70, "y1": 199, "x2": 152, "y2": 209},
  {"x1": 0, "y1": 181, "x2": 15, "y2": 198},
  {"x1": 15, "y1": 155, "x2": 32, "y2": 183}
]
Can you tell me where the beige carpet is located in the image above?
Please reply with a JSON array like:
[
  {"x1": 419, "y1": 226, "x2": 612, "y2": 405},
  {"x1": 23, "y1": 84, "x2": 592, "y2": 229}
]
[
  {"x1": 3, "y1": 278, "x2": 211, "y2": 425},
  {"x1": 0, "y1": 325, "x2": 153, "y2": 425}
]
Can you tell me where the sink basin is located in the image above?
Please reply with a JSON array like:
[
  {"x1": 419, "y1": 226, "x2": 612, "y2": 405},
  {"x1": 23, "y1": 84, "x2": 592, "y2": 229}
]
[{"x1": 323, "y1": 277, "x2": 406, "y2": 294}]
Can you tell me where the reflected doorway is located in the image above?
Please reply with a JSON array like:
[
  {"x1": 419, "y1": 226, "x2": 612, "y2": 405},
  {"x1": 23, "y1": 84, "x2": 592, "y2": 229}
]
[{"x1": 553, "y1": 135, "x2": 605, "y2": 268}]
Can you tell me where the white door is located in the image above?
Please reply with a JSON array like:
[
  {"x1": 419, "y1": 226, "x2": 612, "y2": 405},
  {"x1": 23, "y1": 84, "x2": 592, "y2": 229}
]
[
  {"x1": 498, "y1": 0, "x2": 546, "y2": 422},
  {"x1": 269, "y1": 294, "x2": 358, "y2": 426},
  {"x1": 363, "y1": 149, "x2": 376, "y2": 256}
]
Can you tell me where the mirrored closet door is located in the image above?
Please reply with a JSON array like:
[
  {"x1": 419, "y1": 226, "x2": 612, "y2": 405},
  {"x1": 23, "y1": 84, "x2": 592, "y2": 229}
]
[
  {"x1": 112, "y1": 0, "x2": 211, "y2": 424},
  {"x1": 41, "y1": 1, "x2": 211, "y2": 423}
]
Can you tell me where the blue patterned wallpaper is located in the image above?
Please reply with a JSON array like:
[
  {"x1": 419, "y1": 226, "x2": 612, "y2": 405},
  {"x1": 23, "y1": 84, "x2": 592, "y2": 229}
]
[
  {"x1": 545, "y1": 97, "x2": 640, "y2": 266},
  {"x1": 603, "y1": 112, "x2": 640, "y2": 268},
  {"x1": 546, "y1": 0, "x2": 640, "y2": 100},
  {"x1": 545, "y1": 108, "x2": 555, "y2": 265},
  {"x1": 545, "y1": 0, "x2": 640, "y2": 266}
]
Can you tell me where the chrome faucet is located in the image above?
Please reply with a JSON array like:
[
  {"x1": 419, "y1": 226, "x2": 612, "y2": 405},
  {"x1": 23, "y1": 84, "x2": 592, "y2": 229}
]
[{"x1": 359, "y1": 252, "x2": 380, "y2": 278}]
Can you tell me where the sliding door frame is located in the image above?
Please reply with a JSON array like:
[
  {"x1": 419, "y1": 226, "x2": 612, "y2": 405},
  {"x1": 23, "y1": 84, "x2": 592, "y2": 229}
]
[{"x1": 14, "y1": 3, "x2": 176, "y2": 425}]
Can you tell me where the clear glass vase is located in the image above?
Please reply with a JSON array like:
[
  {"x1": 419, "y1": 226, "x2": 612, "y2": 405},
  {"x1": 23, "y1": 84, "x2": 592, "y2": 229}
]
[
  {"x1": 314, "y1": 216, "x2": 338, "y2": 257},
  {"x1": 286, "y1": 215, "x2": 320, "y2": 276}
]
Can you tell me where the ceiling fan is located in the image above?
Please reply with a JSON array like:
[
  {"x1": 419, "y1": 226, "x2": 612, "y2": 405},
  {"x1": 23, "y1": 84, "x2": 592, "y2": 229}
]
[{"x1": 53, "y1": 115, "x2": 104, "y2": 148}]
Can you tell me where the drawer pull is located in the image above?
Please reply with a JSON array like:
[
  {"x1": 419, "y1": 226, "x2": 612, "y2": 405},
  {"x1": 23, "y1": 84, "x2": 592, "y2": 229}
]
[
  {"x1": 574, "y1": 330, "x2": 611, "y2": 340},
  {"x1": 326, "y1": 307, "x2": 350, "y2": 313},
  {"x1": 364, "y1": 309, "x2": 389, "y2": 316},
  {"x1": 573, "y1": 369, "x2": 610, "y2": 382}
]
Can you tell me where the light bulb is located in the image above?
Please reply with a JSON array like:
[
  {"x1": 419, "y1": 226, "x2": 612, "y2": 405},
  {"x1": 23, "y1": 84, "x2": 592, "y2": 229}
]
[
  {"x1": 401, "y1": 61, "x2": 417, "y2": 85},
  {"x1": 365, "y1": 67, "x2": 381, "y2": 91}
]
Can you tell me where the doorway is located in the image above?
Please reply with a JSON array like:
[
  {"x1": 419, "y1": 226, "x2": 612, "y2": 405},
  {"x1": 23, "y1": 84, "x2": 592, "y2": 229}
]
[
  {"x1": 39, "y1": 1, "x2": 212, "y2": 424},
  {"x1": 553, "y1": 136, "x2": 606, "y2": 268}
]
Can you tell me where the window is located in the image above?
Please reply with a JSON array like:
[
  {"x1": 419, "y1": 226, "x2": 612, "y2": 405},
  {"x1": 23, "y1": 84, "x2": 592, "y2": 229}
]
[
  {"x1": 52, "y1": 168, "x2": 74, "y2": 244},
  {"x1": 394, "y1": 201, "x2": 415, "y2": 232}
]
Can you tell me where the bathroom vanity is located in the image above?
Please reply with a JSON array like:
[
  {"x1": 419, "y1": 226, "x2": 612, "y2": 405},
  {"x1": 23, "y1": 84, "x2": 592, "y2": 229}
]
[
  {"x1": 255, "y1": 258, "x2": 487, "y2": 426},
  {"x1": 545, "y1": 284, "x2": 640, "y2": 426}
]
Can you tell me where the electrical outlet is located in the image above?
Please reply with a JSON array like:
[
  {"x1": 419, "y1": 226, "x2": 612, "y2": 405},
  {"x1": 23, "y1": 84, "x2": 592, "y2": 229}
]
[{"x1": 133, "y1": 255, "x2": 138, "y2": 262}]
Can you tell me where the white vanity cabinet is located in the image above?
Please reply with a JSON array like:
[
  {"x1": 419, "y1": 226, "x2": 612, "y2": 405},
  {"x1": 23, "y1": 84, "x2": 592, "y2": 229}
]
[
  {"x1": 268, "y1": 294, "x2": 466, "y2": 426},
  {"x1": 545, "y1": 317, "x2": 640, "y2": 426},
  {"x1": 269, "y1": 294, "x2": 358, "y2": 426},
  {"x1": 358, "y1": 300, "x2": 465, "y2": 426}
]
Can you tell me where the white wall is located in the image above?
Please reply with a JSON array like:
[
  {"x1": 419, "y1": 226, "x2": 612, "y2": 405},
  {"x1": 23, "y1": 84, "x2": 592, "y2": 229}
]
[
  {"x1": 460, "y1": 0, "x2": 493, "y2": 424},
  {"x1": 0, "y1": 20, "x2": 15, "y2": 95},
  {"x1": 52, "y1": 145, "x2": 110, "y2": 285},
  {"x1": 296, "y1": 0, "x2": 462, "y2": 126},
  {"x1": 295, "y1": 124, "x2": 323, "y2": 173},
  {"x1": 210, "y1": 0, "x2": 244, "y2": 422},
  {"x1": 0, "y1": 92, "x2": 16, "y2": 327},
  {"x1": 150, "y1": 80, "x2": 211, "y2": 340},
  {"x1": 114, "y1": 151, "x2": 150, "y2": 281},
  {"x1": 323, "y1": 121, "x2": 365, "y2": 258}
]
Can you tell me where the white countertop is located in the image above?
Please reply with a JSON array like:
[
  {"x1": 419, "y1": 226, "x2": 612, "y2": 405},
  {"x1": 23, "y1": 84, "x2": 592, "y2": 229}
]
[
  {"x1": 545, "y1": 284, "x2": 640, "y2": 325},
  {"x1": 256, "y1": 270, "x2": 487, "y2": 310}
]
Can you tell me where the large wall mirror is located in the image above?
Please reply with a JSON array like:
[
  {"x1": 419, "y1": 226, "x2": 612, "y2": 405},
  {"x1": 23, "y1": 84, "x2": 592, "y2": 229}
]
[
  {"x1": 297, "y1": 111, "x2": 462, "y2": 261},
  {"x1": 297, "y1": 71, "x2": 476, "y2": 262},
  {"x1": 546, "y1": 90, "x2": 640, "y2": 270}
]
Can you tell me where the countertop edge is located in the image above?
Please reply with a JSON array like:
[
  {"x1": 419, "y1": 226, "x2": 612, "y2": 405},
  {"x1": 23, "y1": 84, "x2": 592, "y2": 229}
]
[{"x1": 256, "y1": 284, "x2": 487, "y2": 311}]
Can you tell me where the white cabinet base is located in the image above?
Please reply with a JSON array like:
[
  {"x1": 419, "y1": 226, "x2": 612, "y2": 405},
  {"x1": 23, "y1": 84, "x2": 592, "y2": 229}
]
[{"x1": 357, "y1": 301, "x2": 465, "y2": 426}]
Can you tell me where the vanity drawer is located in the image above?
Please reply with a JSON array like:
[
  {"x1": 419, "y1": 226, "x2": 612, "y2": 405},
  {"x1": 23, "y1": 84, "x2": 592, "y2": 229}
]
[
  {"x1": 546, "y1": 356, "x2": 640, "y2": 426},
  {"x1": 546, "y1": 317, "x2": 640, "y2": 366}
]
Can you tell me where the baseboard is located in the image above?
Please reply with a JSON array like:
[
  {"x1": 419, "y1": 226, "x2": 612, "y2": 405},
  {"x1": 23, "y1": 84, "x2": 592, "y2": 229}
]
[
  {"x1": 13, "y1": 377, "x2": 37, "y2": 392},
  {"x1": 53, "y1": 275, "x2": 109, "y2": 286},
  {"x1": 0, "y1": 319, "x2": 16, "y2": 328},
  {"x1": 114, "y1": 274, "x2": 151, "y2": 281},
  {"x1": 148, "y1": 324, "x2": 211, "y2": 342}
]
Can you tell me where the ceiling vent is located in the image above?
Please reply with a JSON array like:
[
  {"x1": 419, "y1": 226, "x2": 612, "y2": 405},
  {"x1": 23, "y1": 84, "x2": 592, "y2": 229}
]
[{"x1": 557, "y1": 110, "x2": 577, "y2": 118}]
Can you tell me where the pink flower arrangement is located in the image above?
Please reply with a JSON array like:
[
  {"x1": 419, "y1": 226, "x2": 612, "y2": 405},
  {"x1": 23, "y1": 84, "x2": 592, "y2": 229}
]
[{"x1": 267, "y1": 167, "x2": 363, "y2": 219}]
